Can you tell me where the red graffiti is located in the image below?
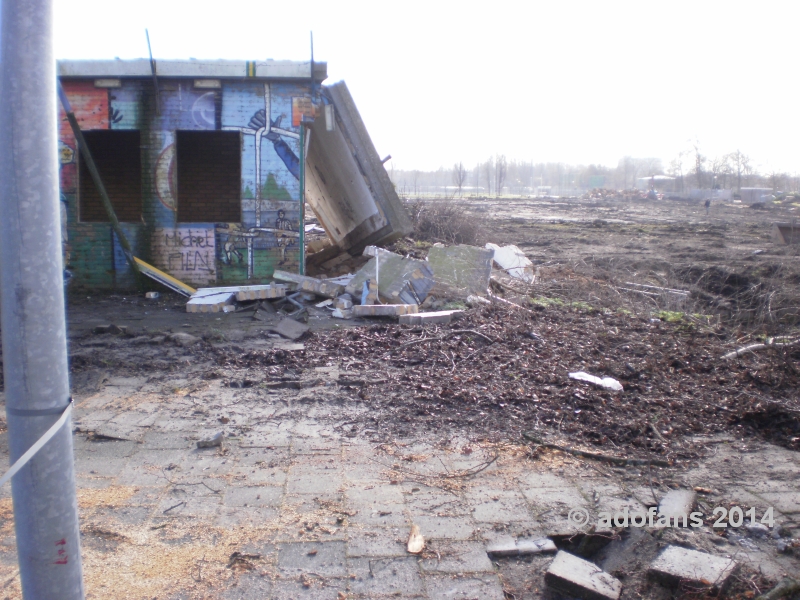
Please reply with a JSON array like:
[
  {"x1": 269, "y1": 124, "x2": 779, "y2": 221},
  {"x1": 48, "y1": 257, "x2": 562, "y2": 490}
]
[{"x1": 55, "y1": 539, "x2": 66, "y2": 546}]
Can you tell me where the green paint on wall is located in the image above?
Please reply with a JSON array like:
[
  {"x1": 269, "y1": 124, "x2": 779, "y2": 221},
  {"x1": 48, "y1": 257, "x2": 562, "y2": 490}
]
[{"x1": 261, "y1": 173, "x2": 292, "y2": 201}]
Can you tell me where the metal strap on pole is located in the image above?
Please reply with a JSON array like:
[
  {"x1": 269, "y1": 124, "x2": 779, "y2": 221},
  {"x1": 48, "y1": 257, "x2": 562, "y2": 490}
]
[{"x1": 0, "y1": 401, "x2": 73, "y2": 488}]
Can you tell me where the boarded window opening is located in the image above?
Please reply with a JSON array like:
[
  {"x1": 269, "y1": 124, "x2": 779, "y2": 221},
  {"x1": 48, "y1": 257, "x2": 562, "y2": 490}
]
[
  {"x1": 79, "y1": 130, "x2": 142, "y2": 222},
  {"x1": 176, "y1": 131, "x2": 241, "y2": 223}
]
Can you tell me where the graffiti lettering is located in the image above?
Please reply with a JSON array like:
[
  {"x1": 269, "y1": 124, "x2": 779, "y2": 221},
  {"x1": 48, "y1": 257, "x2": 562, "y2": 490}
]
[
  {"x1": 164, "y1": 229, "x2": 213, "y2": 249},
  {"x1": 168, "y1": 251, "x2": 214, "y2": 273}
]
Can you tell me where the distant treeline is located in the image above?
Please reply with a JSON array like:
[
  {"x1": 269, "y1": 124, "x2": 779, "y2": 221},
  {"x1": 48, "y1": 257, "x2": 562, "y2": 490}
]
[{"x1": 389, "y1": 152, "x2": 797, "y2": 197}]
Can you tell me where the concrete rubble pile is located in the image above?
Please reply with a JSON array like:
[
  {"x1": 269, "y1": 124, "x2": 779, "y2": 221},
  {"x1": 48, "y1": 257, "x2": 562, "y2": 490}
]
[
  {"x1": 179, "y1": 240, "x2": 527, "y2": 325},
  {"x1": 178, "y1": 238, "x2": 550, "y2": 328}
]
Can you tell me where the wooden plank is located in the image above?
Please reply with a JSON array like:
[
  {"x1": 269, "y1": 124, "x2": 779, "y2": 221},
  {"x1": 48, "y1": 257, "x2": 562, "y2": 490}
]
[{"x1": 134, "y1": 257, "x2": 196, "y2": 297}]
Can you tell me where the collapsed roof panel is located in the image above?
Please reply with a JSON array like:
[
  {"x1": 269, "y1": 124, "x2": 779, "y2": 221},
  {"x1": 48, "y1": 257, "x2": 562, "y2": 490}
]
[{"x1": 306, "y1": 81, "x2": 412, "y2": 261}]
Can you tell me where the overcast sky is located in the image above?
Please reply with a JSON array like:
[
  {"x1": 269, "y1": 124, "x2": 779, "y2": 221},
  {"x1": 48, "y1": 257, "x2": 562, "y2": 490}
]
[{"x1": 54, "y1": 0, "x2": 799, "y2": 175}]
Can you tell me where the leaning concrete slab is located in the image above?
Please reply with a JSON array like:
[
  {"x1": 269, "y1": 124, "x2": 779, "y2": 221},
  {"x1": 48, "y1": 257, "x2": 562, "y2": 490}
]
[
  {"x1": 545, "y1": 551, "x2": 622, "y2": 600},
  {"x1": 648, "y1": 546, "x2": 737, "y2": 590},
  {"x1": 346, "y1": 249, "x2": 434, "y2": 305},
  {"x1": 772, "y1": 222, "x2": 800, "y2": 244},
  {"x1": 353, "y1": 304, "x2": 419, "y2": 317},
  {"x1": 272, "y1": 270, "x2": 346, "y2": 298},
  {"x1": 428, "y1": 245, "x2": 493, "y2": 298},
  {"x1": 305, "y1": 81, "x2": 412, "y2": 259},
  {"x1": 399, "y1": 310, "x2": 463, "y2": 325}
]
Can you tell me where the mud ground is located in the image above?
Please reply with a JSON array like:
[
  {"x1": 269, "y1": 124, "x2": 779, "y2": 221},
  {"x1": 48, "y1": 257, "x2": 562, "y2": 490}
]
[{"x1": 0, "y1": 195, "x2": 798, "y2": 599}]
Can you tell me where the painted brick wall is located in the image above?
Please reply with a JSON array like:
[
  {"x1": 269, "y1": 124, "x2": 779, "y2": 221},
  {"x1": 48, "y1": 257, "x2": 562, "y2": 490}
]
[{"x1": 61, "y1": 75, "x2": 317, "y2": 289}]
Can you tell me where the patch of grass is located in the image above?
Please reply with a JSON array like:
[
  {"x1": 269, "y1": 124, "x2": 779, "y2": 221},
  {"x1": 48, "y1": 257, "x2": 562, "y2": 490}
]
[
  {"x1": 653, "y1": 310, "x2": 685, "y2": 323},
  {"x1": 616, "y1": 308, "x2": 634, "y2": 316},
  {"x1": 442, "y1": 301, "x2": 467, "y2": 310},
  {"x1": 568, "y1": 301, "x2": 595, "y2": 312},
  {"x1": 528, "y1": 296, "x2": 564, "y2": 308}
]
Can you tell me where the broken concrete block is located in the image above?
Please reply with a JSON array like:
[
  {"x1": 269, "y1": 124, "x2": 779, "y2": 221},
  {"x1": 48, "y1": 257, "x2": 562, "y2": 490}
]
[
  {"x1": 353, "y1": 304, "x2": 419, "y2": 317},
  {"x1": 334, "y1": 296, "x2": 353, "y2": 310},
  {"x1": 168, "y1": 332, "x2": 202, "y2": 347},
  {"x1": 487, "y1": 537, "x2": 556, "y2": 558},
  {"x1": 331, "y1": 307, "x2": 353, "y2": 319},
  {"x1": 657, "y1": 490, "x2": 696, "y2": 526},
  {"x1": 427, "y1": 244, "x2": 493, "y2": 297},
  {"x1": 273, "y1": 270, "x2": 346, "y2": 298},
  {"x1": 772, "y1": 222, "x2": 800, "y2": 245},
  {"x1": 269, "y1": 318, "x2": 310, "y2": 341},
  {"x1": 197, "y1": 432, "x2": 223, "y2": 449},
  {"x1": 92, "y1": 324, "x2": 128, "y2": 335},
  {"x1": 346, "y1": 249, "x2": 434, "y2": 305},
  {"x1": 486, "y1": 243, "x2": 534, "y2": 283},
  {"x1": 648, "y1": 546, "x2": 737, "y2": 590},
  {"x1": 398, "y1": 310, "x2": 463, "y2": 325},
  {"x1": 186, "y1": 288, "x2": 236, "y2": 313},
  {"x1": 545, "y1": 551, "x2": 622, "y2": 600},
  {"x1": 235, "y1": 284, "x2": 287, "y2": 302}
]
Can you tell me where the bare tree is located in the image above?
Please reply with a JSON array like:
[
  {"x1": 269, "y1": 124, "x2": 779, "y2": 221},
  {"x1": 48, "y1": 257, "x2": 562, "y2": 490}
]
[
  {"x1": 692, "y1": 143, "x2": 706, "y2": 189},
  {"x1": 452, "y1": 162, "x2": 468, "y2": 197},
  {"x1": 710, "y1": 156, "x2": 732, "y2": 189},
  {"x1": 725, "y1": 149, "x2": 751, "y2": 193},
  {"x1": 483, "y1": 157, "x2": 494, "y2": 196},
  {"x1": 495, "y1": 155, "x2": 507, "y2": 197}
]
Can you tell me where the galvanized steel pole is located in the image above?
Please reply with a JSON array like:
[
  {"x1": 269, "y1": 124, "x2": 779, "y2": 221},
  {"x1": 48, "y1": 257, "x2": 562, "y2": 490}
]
[{"x1": 0, "y1": 1, "x2": 85, "y2": 598}]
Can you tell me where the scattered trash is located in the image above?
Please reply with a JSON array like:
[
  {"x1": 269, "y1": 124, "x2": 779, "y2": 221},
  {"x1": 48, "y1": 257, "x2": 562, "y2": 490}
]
[
  {"x1": 569, "y1": 371, "x2": 623, "y2": 392},
  {"x1": 197, "y1": 432, "x2": 223, "y2": 449},
  {"x1": 545, "y1": 550, "x2": 622, "y2": 600},
  {"x1": 145, "y1": 291, "x2": 160, "y2": 300},
  {"x1": 657, "y1": 490, "x2": 696, "y2": 525},
  {"x1": 486, "y1": 243, "x2": 535, "y2": 283},
  {"x1": 407, "y1": 524, "x2": 424, "y2": 554},
  {"x1": 487, "y1": 537, "x2": 556, "y2": 558},
  {"x1": 648, "y1": 545, "x2": 737, "y2": 590}
]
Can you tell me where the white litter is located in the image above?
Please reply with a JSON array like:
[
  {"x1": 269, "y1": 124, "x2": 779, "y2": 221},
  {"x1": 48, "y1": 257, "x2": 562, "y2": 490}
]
[
  {"x1": 486, "y1": 243, "x2": 535, "y2": 283},
  {"x1": 569, "y1": 371, "x2": 623, "y2": 392}
]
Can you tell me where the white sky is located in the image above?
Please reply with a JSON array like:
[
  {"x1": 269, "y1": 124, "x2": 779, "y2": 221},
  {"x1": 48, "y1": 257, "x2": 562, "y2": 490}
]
[{"x1": 54, "y1": 0, "x2": 800, "y2": 175}]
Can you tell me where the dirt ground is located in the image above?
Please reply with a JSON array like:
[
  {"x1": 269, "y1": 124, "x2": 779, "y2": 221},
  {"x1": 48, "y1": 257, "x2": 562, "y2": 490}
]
[{"x1": 0, "y1": 195, "x2": 798, "y2": 598}]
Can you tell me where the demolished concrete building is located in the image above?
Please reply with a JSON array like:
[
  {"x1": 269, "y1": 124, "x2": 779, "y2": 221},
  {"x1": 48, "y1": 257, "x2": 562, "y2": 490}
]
[{"x1": 57, "y1": 59, "x2": 411, "y2": 289}]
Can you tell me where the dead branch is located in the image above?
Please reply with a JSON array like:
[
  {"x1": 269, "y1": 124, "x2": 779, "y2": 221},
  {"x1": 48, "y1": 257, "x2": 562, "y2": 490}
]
[
  {"x1": 522, "y1": 432, "x2": 672, "y2": 467},
  {"x1": 756, "y1": 577, "x2": 800, "y2": 600},
  {"x1": 392, "y1": 329, "x2": 495, "y2": 352},
  {"x1": 721, "y1": 337, "x2": 800, "y2": 360}
]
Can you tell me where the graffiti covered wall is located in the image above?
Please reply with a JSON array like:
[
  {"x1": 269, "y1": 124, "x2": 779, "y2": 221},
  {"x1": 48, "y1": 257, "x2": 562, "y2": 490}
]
[{"x1": 60, "y1": 73, "x2": 318, "y2": 289}]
